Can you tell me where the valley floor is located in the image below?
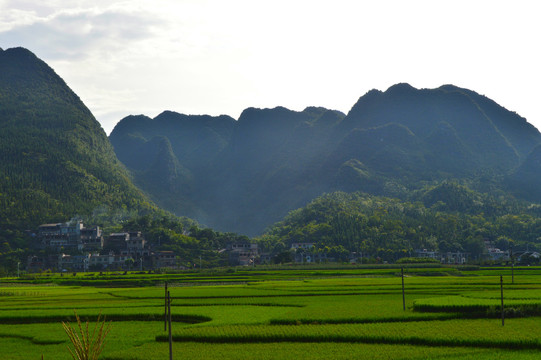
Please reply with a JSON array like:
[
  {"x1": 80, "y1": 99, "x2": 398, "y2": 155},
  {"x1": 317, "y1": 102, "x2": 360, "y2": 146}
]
[{"x1": 1, "y1": 266, "x2": 541, "y2": 359}]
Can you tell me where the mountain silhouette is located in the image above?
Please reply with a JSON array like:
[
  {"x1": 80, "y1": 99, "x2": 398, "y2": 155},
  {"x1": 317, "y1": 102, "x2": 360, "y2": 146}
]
[{"x1": 110, "y1": 84, "x2": 541, "y2": 235}]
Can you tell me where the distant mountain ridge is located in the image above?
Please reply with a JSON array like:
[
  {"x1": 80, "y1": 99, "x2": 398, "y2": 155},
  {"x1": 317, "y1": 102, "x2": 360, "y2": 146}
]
[
  {"x1": 1, "y1": 46, "x2": 539, "y2": 241},
  {"x1": 110, "y1": 84, "x2": 541, "y2": 235}
]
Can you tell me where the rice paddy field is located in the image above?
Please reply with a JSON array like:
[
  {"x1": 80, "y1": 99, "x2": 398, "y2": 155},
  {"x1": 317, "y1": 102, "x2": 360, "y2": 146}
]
[{"x1": 1, "y1": 265, "x2": 541, "y2": 359}]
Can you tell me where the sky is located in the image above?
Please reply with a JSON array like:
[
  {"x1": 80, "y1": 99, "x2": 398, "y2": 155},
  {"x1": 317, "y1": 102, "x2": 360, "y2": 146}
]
[{"x1": 0, "y1": 0, "x2": 540, "y2": 135}]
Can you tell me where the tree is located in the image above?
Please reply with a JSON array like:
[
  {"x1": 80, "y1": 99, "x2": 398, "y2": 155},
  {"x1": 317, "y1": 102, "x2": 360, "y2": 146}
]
[
  {"x1": 124, "y1": 258, "x2": 134, "y2": 271},
  {"x1": 273, "y1": 251, "x2": 292, "y2": 264}
]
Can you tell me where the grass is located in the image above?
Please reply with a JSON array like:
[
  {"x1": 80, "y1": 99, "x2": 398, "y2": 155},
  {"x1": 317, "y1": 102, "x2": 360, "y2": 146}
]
[
  {"x1": 102, "y1": 342, "x2": 526, "y2": 360},
  {"x1": 62, "y1": 311, "x2": 112, "y2": 360},
  {"x1": 156, "y1": 318, "x2": 541, "y2": 349},
  {"x1": 1, "y1": 266, "x2": 541, "y2": 359}
]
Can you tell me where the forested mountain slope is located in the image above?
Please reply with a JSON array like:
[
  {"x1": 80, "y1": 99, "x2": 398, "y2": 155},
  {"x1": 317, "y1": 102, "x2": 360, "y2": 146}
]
[
  {"x1": 259, "y1": 188, "x2": 541, "y2": 262},
  {"x1": 111, "y1": 84, "x2": 541, "y2": 236},
  {"x1": 0, "y1": 47, "x2": 154, "y2": 248}
]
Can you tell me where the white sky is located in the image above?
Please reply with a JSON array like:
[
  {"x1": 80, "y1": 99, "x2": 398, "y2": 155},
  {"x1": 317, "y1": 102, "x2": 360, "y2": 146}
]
[{"x1": 1, "y1": 0, "x2": 540, "y2": 135}]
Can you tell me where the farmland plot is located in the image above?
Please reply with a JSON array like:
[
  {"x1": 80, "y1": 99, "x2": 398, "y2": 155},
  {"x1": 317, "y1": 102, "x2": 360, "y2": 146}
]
[{"x1": 1, "y1": 268, "x2": 541, "y2": 359}]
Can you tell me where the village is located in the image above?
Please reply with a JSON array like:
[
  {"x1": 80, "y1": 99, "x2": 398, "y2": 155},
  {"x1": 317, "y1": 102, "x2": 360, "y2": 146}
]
[
  {"x1": 24, "y1": 220, "x2": 538, "y2": 273},
  {"x1": 26, "y1": 220, "x2": 279, "y2": 273}
]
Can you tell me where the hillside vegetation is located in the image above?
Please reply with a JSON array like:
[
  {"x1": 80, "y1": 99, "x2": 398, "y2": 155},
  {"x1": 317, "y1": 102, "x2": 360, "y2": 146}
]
[
  {"x1": 2, "y1": 46, "x2": 541, "y2": 274},
  {"x1": 258, "y1": 187, "x2": 541, "y2": 262},
  {"x1": 111, "y1": 84, "x2": 541, "y2": 235},
  {"x1": 0, "y1": 48, "x2": 154, "y2": 253}
]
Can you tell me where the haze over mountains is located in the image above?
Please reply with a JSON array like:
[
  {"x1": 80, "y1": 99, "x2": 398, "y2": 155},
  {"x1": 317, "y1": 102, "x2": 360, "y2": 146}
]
[{"x1": 110, "y1": 83, "x2": 541, "y2": 236}]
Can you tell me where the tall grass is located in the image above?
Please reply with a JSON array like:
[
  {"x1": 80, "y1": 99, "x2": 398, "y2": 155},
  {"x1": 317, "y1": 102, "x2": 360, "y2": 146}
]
[{"x1": 62, "y1": 311, "x2": 112, "y2": 360}]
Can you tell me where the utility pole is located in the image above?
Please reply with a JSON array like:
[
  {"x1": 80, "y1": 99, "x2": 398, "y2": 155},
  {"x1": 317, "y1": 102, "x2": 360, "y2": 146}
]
[
  {"x1": 17, "y1": 262, "x2": 20, "y2": 278},
  {"x1": 510, "y1": 246, "x2": 514, "y2": 284},
  {"x1": 164, "y1": 282, "x2": 168, "y2": 331},
  {"x1": 511, "y1": 263, "x2": 514, "y2": 284},
  {"x1": 500, "y1": 276, "x2": 505, "y2": 326},
  {"x1": 168, "y1": 290, "x2": 173, "y2": 360},
  {"x1": 401, "y1": 267, "x2": 406, "y2": 311}
]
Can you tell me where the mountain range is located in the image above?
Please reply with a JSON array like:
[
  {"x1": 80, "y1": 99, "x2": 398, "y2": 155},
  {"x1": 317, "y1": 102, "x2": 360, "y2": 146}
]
[
  {"x1": 1, "y1": 46, "x2": 540, "y2": 243},
  {"x1": 109, "y1": 83, "x2": 541, "y2": 236},
  {"x1": 2, "y1": 45, "x2": 541, "y2": 272}
]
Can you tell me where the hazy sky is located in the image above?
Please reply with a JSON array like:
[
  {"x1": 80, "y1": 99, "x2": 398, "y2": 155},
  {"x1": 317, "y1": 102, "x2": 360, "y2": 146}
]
[{"x1": 1, "y1": 0, "x2": 539, "y2": 135}]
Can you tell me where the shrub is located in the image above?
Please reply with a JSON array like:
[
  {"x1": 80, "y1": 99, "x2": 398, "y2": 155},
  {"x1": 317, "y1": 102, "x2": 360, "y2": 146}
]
[{"x1": 396, "y1": 257, "x2": 439, "y2": 264}]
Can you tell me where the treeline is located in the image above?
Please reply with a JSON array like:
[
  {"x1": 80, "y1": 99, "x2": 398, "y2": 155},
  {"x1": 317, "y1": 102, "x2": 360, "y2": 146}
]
[
  {"x1": 258, "y1": 184, "x2": 541, "y2": 262},
  {"x1": 117, "y1": 214, "x2": 250, "y2": 268}
]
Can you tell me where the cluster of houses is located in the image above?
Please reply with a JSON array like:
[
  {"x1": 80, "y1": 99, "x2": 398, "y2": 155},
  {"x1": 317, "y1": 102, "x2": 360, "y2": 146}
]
[
  {"x1": 414, "y1": 249, "x2": 468, "y2": 264},
  {"x1": 26, "y1": 221, "x2": 340, "y2": 272},
  {"x1": 225, "y1": 242, "x2": 260, "y2": 266},
  {"x1": 415, "y1": 239, "x2": 540, "y2": 265},
  {"x1": 226, "y1": 242, "x2": 342, "y2": 265},
  {"x1": 27, "y1": 222, "x2": 337, "y2": 272},
  {"x1": 27, "y1": 221, "x2": 179, "y2": 272}
]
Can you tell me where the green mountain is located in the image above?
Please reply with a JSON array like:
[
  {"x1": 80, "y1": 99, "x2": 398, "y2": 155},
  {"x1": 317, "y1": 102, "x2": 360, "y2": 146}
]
[
  {"x1": 335, "y1": 84, "x2": 527, "y2": 175},
  {"x1": 507, "y1": 144, "x2": 541, "y2": 201},
  {"x1": 111, "y1": 106, "x2": 346, "y2": 234},
  {"x1": 0, "y1": 47, "x2": 154, "y2": 248},
  {"x1": 261, "y1": 189, "x2": 541, "y2": 262},
  {"x1": 1, "y1": 46, "x2": 540, "y2": 266},
  {"x1": 109, "y1": 111, "x2": 236, "y2": 221},
  {"x1": 110, "y1": 84, "x2": 541, "y2": 236}
]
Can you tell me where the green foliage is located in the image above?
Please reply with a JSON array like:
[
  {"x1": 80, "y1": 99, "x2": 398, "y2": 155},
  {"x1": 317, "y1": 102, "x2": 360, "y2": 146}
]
[
  {"x1": 260, "y1": 189, "x2": 541, "y2": 262},
  {"x1": 0, "y1": 47, "x2": 156, "y2": 256},
  {"x1": 507, "y1": 145, "x2": 541, "y2": 202},
  {"x1": 396, "y1": 257, "x2": 439, "y2": 264},
  {"x1": 117, "y1": 214, "x2": 248, "y2": 268}
]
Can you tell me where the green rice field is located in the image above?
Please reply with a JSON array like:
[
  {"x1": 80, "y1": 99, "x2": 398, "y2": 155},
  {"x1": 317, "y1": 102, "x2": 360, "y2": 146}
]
[{"x1": 1, "y1": 266, "x2": 541, "y2": 359}]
